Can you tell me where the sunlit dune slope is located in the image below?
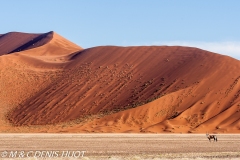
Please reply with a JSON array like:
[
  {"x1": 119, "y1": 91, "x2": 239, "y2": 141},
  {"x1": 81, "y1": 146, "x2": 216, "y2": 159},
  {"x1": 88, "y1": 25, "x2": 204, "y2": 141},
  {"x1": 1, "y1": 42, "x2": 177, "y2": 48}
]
[
  {"x1": 5, "y1": 43, "x2": 240, "y2": 133},
  {"x1": 20, "y1": 32, "x2": 82, "y2": 56}
]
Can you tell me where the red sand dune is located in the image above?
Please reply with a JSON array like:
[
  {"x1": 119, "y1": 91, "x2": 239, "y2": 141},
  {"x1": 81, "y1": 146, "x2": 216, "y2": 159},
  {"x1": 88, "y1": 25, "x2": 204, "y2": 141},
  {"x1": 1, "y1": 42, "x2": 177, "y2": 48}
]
[
  {"x1": 0, "y1": 31, "x2": 52, "y2": 56},
  {"x1": 0, "y1": 31, "x2": 239, "y2": 133}
]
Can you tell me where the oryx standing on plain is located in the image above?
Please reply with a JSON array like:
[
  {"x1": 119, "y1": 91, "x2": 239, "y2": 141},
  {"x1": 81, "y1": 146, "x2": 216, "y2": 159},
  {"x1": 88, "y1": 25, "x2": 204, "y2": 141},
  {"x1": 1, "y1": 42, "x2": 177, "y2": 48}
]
[{"x1": 206, "y1": 133, "x2": 217, "y2": 142}]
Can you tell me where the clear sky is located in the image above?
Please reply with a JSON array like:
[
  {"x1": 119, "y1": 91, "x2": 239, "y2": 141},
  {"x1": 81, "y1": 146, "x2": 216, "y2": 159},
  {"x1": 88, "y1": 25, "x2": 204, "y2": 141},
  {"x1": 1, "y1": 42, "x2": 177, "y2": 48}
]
[{"x1": 1, "y1": 0, "x2": 240, "y2": 59}]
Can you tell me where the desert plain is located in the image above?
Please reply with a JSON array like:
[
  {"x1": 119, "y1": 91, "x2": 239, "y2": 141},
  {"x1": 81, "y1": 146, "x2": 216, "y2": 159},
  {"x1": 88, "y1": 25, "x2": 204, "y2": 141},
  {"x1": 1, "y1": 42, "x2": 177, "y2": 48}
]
[{"x1": 1, "y1": 133, "x2": 240, "y2": 159}]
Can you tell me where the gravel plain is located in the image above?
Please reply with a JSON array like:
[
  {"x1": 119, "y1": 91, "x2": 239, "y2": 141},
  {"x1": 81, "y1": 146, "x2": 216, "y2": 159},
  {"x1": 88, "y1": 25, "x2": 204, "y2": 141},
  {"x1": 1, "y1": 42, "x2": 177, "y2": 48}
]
[{"x1": 0, "y1": 134, "x2": 240, "y2": 159}]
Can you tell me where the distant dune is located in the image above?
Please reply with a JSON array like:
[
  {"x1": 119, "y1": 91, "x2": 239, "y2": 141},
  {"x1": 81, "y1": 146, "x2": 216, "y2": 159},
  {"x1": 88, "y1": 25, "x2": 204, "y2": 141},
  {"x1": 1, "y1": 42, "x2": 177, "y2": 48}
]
[
  {"x1": 0, "y1": 31, "x2": 239, "y2": 133},
  {"x1": 0, "y1": 31, "x2": 52, "y2": 56}
]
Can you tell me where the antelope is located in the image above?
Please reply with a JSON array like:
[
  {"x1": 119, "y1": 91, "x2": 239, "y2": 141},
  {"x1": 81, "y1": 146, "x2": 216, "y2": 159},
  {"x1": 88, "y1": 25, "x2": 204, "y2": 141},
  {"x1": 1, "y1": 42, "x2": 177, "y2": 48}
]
[{"x1": 206, "y1": 133, "x2": 217, "y2": 142}]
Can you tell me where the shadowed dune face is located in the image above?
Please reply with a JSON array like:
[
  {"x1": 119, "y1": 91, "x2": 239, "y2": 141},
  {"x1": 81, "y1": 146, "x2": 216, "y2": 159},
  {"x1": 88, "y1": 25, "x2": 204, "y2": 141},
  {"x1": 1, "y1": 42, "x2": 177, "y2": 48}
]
[{"x1": 1, "y1": 31, "x2": 240, "y2": 133}]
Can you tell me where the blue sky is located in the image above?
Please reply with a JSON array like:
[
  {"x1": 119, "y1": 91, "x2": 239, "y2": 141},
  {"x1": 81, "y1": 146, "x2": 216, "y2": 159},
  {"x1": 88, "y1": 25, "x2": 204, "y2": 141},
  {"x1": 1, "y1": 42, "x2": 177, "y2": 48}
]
[{"x1": 1, "y1": 1, "x2": 240, "y2": 59}]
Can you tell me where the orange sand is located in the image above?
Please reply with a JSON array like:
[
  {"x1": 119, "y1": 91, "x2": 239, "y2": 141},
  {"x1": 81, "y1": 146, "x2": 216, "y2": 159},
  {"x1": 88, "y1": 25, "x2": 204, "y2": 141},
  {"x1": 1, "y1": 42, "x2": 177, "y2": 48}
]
[{"x1": 0, "y1": 31, "x2": 239, "y2": 133}]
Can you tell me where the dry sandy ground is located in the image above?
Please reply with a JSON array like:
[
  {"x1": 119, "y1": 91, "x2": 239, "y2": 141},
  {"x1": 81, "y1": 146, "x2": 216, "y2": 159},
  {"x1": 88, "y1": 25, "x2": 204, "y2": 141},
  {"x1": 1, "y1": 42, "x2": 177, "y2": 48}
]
[{"x1": 0, "y1": 134, "x2": 240, "y2": 159}]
